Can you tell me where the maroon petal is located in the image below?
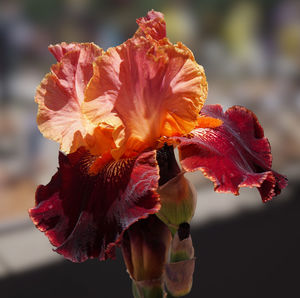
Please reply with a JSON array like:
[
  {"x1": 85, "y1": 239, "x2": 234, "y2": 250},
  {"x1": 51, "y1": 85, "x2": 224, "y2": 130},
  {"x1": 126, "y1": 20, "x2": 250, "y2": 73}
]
[
  {"x1": 175, "y1": 105, "x2": 287, "y2": 202},
  {"x1": 29, "y1": 148, "x2": 160, "y2": 262}
]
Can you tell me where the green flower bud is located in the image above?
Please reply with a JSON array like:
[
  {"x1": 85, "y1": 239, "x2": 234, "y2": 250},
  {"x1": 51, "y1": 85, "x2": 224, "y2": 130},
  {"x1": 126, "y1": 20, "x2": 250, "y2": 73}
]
[{"x1": 157, "y1": 173, "x2": 197, "y2": 233}]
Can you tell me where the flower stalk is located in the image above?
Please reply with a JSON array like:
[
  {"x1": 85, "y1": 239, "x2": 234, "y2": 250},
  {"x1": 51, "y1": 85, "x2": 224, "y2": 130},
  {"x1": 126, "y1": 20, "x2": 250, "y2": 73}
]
[{"x1": 132, "y1": 279, "x2": 164, "y2": 298}]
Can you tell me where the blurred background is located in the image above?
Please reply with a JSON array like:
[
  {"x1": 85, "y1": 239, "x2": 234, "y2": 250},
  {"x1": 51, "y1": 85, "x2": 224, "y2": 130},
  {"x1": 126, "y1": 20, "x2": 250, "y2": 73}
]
[{"x1": 0, "y1": 0, "x2": 299, "y2": 297}]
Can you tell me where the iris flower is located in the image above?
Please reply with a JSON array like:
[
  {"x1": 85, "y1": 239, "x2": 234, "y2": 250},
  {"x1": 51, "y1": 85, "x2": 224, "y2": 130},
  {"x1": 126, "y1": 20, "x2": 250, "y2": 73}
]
[{"x1": 29, "y1": 11, "x2": 287, "y2": 267}]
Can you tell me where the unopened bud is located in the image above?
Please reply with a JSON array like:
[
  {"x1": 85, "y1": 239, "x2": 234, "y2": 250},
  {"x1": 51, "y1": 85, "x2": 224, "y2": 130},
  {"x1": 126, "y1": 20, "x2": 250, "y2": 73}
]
[
  {"x1": 121, "y1": 215, "x2": 172, "y2": 282},
  {"x1": 164, "y1": 223, "x2": 195, "y2": 297},
  {"x1": 157, "y1": 173, "x2": 197, "y2": 233}
]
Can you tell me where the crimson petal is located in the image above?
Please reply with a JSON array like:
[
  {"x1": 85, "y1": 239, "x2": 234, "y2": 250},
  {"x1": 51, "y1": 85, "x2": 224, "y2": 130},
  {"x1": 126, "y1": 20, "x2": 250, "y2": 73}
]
[
  {"x1": 29, "y1": 148, "x2": 160, "y2": 262},
  {"x1": 176, "y1": 105, "x2": 287, "y2": 202}
]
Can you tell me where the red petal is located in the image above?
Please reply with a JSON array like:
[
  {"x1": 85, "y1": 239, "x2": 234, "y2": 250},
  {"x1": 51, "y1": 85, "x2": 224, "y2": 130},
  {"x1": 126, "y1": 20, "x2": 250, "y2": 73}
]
[
  {"x1": 29, "y1": 148, "x2": 160, "y2": 262},
  {"x1": 135, "y1": 10, "x2": 166, "y2": 40},
  {"x1": 175, "y1": 105, "x2": 287, "y2": 202}
]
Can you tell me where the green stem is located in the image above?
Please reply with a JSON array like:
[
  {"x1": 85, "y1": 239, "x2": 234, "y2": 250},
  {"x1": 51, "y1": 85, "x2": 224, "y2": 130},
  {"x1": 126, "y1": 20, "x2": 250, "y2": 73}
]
[{"x1": 132, "y1": 279, "x2": 165, "y2": 298}]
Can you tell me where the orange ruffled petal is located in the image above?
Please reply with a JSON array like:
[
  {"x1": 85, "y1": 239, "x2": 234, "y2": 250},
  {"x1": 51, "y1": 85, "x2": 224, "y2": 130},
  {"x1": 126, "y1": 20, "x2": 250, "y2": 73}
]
[
  {"x1": 36, "y1": 42, "x2": 111, "y2": 155},
  {"x1": 83, "y1": 35, "x2": 207, "y2": 158}
]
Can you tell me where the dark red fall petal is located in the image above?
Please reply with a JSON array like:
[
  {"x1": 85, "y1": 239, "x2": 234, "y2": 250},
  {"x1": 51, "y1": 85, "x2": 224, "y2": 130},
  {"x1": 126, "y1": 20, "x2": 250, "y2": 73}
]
[
  {"x1": 29, "y1": 148, "x2": 160, "y2": 262},
  {"x1": 135, "y1": 10, "x2": 166, "y2": 41},
  {"x1": 176, "y1": 105, "x2": 287, "y2": 202}
]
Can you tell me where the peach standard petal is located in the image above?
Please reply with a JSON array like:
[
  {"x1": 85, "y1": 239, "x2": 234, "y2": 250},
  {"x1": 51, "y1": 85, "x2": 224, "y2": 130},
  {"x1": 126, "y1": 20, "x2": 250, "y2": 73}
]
[
  {"x1": 36, "y1": 43, "x2": 106, "y2": 154},
  {"x1": 83, "y1": 36, "x2": 207, "y2": 158}
]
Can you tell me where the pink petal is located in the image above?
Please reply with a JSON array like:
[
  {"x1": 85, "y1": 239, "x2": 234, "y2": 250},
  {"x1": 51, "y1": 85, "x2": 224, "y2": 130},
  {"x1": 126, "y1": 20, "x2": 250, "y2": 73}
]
[
  {"x1": 29, "y1": 148, "x2": 160, "y2": 262},
  {"x1": 48, "y1": 42, "x2": 83, "y2": 62},
  {"x1": 135, "y1": 10, "x2": 166, "y2": 40},
  {"x1": 175, "y1": 105, "x2": 287, "y2": 202}
]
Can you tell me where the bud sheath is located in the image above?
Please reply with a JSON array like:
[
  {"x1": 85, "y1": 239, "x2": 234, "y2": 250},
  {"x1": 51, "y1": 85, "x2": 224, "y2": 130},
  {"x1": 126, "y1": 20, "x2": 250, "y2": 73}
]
[{"x1": 157, "y1": 173, "x2": 197, "y2": 233}]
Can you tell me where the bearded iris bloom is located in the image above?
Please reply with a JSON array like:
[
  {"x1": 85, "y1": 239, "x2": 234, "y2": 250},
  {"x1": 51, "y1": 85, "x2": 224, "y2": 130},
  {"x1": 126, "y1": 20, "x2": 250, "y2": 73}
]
[{"x1": 29, "y1": 10, "x2": 287, "y2": 297}]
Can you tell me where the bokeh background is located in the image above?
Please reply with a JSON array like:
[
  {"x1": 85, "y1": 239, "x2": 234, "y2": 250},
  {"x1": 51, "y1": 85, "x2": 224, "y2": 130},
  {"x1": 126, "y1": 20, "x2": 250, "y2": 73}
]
[{"x1": 0, "y1": 0, "x2": 299, "y2": 297}]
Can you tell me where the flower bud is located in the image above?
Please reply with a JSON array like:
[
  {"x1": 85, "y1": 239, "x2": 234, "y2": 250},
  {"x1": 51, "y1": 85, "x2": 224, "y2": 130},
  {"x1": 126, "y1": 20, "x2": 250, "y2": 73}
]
[
  {"x1": 164, "y1": 223, "x2": 195, "y2": 297},
  {"x1": 157, "y1": 173, "x2": 197, "y2": 232},
  {"x1": 121, "y1": 215, "x2": 172, "y2": 282}
]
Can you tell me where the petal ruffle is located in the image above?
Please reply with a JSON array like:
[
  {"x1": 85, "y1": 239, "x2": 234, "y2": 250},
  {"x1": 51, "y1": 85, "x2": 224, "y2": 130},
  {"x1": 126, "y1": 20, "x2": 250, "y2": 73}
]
[
  {"x1": 48, "y1": 42, "x2": 84, "y2": 62},
  {"x1": 36, "y1": 43, "x2": 105, "y2": 154},
  {"x1": 135, "y1": 10, "x2": 166, "y2": 41},
  {"x1": 29, "y1": 148, "x2": 160, "y2": 262},
  {"x1": 83, "y1": 37, "x2": 207, "y2": 158},
  {"x1": 175, "y1": 105, "x2": 287, "y2": 202}
]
